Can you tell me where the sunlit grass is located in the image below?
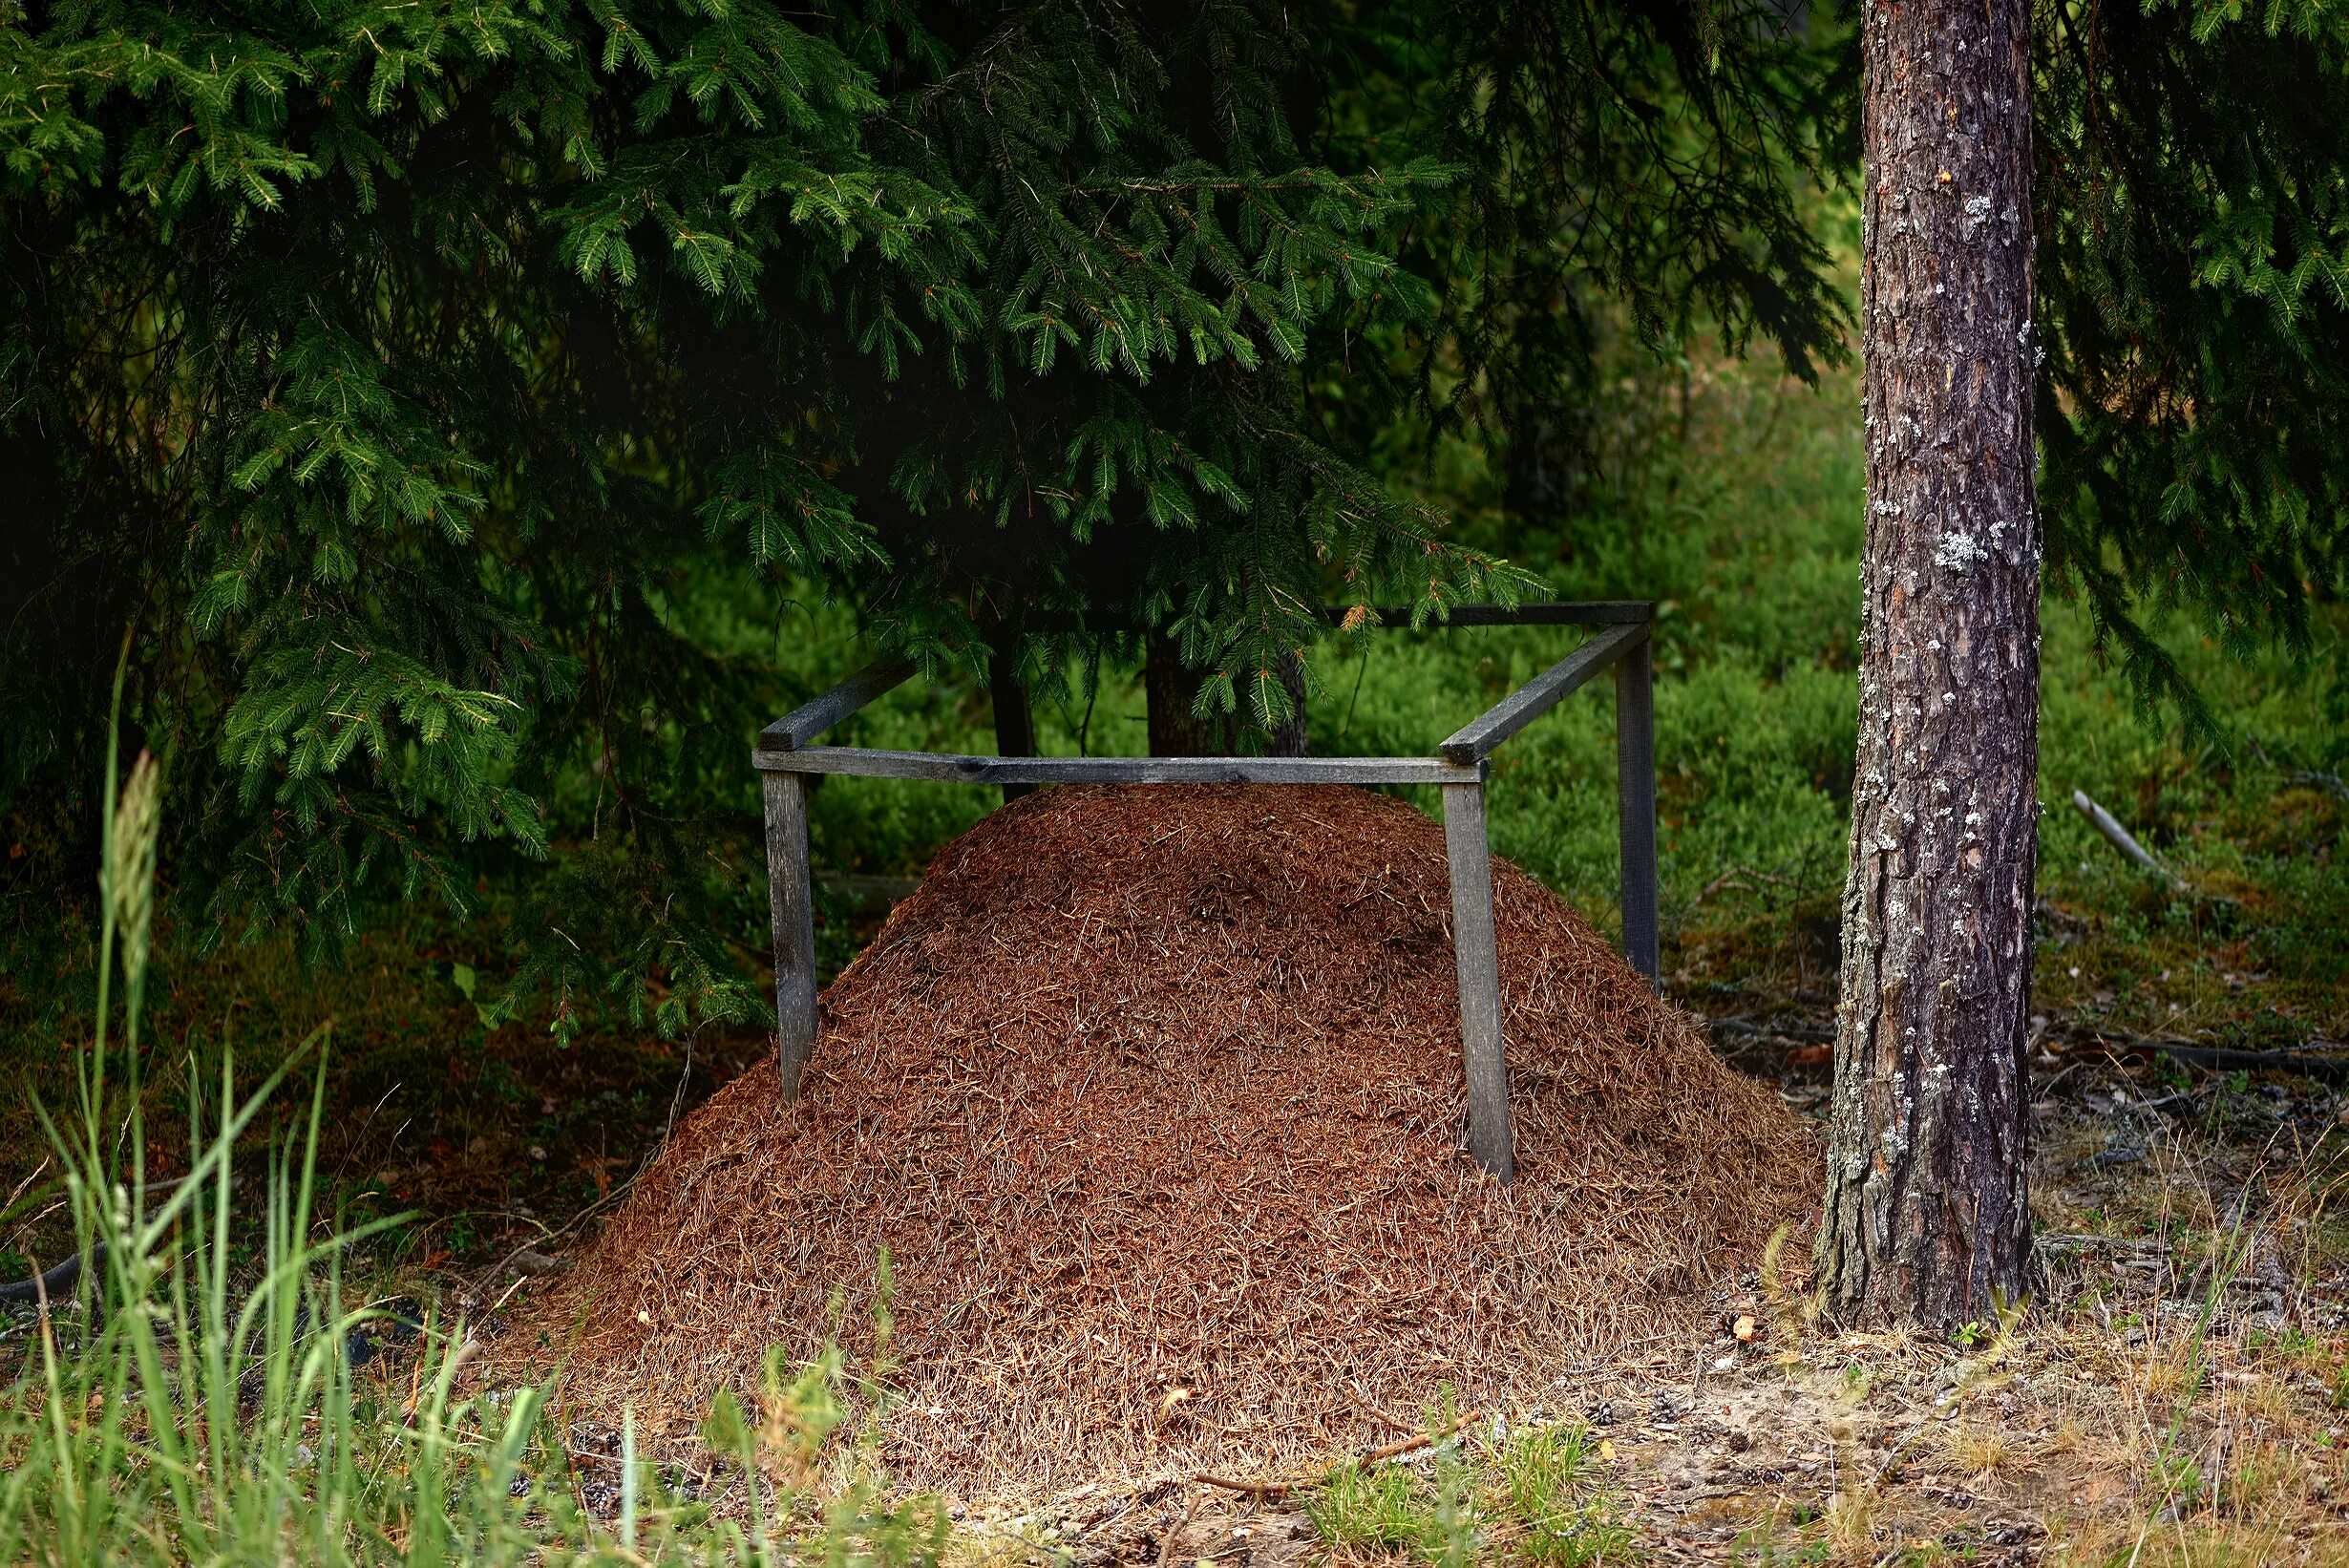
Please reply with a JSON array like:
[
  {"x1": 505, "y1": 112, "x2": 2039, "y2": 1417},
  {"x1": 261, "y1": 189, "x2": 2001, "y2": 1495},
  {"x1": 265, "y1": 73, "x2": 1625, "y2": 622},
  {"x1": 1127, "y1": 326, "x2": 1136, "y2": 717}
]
[
  {"x1": 0, "y1": 713, "x2": 943, "y2": 1568},
  {"x1": 1304, "y1": 1416, "x2": 1633, "y2": 1566}
]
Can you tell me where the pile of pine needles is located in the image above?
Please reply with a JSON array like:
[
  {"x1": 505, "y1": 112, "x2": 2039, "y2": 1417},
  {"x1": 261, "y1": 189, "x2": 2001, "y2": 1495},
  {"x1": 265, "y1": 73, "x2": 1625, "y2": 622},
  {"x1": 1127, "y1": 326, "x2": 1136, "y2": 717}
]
[{"x1": 499, "y1": 785, "x2": 1814, "y2": 1498}]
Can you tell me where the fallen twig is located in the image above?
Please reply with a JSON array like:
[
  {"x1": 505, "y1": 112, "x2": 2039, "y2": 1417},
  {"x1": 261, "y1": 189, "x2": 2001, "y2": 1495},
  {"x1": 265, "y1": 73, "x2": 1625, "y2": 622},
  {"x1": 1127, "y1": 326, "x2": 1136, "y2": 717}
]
[
  {"x1": 2031, "y1": 1060, "x2": 2085, "y2": 1102},
  {"x1": 2037, "y1": 1233, "x2": 2169, "y2": 1254},
  {"x1": 1707, "y1": 1015, "x2": 1834, "y2": 1044},
  {"x1": 1194, "y1": 1409, "x2": 1485, "y2": 1497},
  {"x1": 1689, "y1": 866, "x2": 1796, "y2": 908},
  {"x1": 2289, "y1": 768, "x2": 2349, "y2": 802},
  {"x1": 1194, "y1": 1473, "x2": 1306, "y2": 1498},
  {"x1": 2066, "y1": 1030, "x2": 2349, "y2": 1083},
  {"x1": 470, "y1": 1169, "x2": 640, "y2": 1305},
  {"x1": 1153, "y1": 1483, "x2": 1196, "y2": 1568},
  {"x1": 2071, "y1": 790, "x2": 2182, "y2": 885},
  {"x1": 401, "y1": 1335, "x2": 484, "y2": 1425}
]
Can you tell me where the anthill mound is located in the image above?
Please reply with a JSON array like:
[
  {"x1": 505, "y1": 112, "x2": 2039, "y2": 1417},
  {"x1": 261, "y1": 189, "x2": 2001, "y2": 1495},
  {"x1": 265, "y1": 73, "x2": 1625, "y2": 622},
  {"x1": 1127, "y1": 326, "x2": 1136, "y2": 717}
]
[{"x1": 504, "y1": 785, "x2": 1815, "y2": 1497}]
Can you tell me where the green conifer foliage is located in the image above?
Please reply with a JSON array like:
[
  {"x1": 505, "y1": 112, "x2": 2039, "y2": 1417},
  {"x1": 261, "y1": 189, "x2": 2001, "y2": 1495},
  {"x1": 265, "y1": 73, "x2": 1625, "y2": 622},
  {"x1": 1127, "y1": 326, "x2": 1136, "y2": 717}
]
[
  {"x1": 2036, "y1": 0, "x2": 2349, "y2": 716},
  {"x1": 0, "y1": 0, "x2": 1845, "y2": 1027}
]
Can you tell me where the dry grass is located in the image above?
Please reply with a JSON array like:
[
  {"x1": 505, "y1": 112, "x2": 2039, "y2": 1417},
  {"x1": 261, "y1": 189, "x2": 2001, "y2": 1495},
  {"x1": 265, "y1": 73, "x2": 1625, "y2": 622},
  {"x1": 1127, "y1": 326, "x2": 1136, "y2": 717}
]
[
  {"x1": 491, "y1": 784, "x2": 1815, "y2": 1499},
  {"x1": 1821, "y1": 1487, "x2": 1879, "y2": 1558},
  {"x1": 1947, "y1": 1422, "x2": 2019, "y2": 1479},
  {"x1": 1372, "y1": 1047, "x2": 2349, "y2": 1565}
]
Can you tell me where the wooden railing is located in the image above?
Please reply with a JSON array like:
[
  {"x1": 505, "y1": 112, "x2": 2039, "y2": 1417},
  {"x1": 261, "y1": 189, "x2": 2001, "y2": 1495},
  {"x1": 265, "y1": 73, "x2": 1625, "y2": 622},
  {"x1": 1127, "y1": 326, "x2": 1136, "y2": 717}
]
[{"x1": 751, "y1": 602, "x2": 1659, "y2": 1181}]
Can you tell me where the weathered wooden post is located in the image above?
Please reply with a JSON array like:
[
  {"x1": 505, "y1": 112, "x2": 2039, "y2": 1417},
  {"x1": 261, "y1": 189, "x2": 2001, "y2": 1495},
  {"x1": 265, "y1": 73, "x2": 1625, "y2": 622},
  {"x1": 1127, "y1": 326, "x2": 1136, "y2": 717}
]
[
  {"x1": 1440, "y1": 776, "x2": 1514, "y2": 1180},
  {"x1": 754, "y1": 657, "x2": 919, "y2": 1096},
  {"x1": 752, "y1": 607, "x2": 1654, "y2": 1159},
  {"x1": 762, "y1": 772, "x2": 819, "y2": 1096},
  {"x1": 1613, "y1": 628, "x2": 1660, "y2": 983}
]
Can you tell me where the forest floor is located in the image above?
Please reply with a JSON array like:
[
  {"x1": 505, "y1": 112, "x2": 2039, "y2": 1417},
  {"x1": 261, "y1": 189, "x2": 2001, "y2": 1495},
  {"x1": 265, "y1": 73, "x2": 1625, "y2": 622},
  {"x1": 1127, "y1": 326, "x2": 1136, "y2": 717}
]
[
  {"x1": 935, "y1": 1018, "x2": 2349, "y2": 1567},
  {"x1": 12, "y1": 879, "x2": 2343, "y2": 1565}
]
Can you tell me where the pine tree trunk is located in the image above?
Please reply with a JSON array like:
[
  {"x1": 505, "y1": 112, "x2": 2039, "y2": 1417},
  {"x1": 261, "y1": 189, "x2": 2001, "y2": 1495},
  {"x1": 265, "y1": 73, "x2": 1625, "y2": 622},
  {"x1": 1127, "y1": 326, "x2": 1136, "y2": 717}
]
[
  {"x1": 989, "y1": 646, "x2": 1036, "y2": 803},
  {"x1": 1817, "y1": 0, "x2": 2040, "y2": 1327},
  {"x1": 1268, "y1": 656, "x2": 1307, "y2": 757},
  {"x1": 1144, "y1": 639, "x2": 1307, "y2": 756},
  {"x1": 1144, "y1": 636, "x2": 1220, "y2": 755}
]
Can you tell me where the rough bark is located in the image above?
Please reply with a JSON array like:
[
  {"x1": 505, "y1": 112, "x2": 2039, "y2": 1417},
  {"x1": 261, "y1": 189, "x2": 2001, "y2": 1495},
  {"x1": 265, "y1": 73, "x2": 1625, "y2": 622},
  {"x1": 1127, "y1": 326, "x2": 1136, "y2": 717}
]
[
  {"x1": 1144, "y1": 638, "x2": 1307, "y2": 756},
  {"x1": 1818, "y1": 0, "x2": 2040, "y2": 1327}
]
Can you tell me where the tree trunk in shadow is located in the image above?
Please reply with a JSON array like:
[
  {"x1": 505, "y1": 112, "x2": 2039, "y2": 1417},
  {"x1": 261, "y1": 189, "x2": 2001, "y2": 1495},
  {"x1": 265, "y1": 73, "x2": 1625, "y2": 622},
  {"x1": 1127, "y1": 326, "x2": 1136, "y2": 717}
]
[
  {"x1": 1144, "y1": 637, "x2": 1307, "y2": 756},
  {"x1": 989, "y1": 646, "x2": 1036, "y2": 802}
]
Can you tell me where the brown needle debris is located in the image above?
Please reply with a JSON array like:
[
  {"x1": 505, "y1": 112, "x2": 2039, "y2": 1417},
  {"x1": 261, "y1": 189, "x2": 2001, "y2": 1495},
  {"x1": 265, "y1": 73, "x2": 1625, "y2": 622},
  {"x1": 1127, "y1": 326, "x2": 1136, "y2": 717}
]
[{"x1": 499, "y1": 785, "x2": 1813, "y2": 1500}]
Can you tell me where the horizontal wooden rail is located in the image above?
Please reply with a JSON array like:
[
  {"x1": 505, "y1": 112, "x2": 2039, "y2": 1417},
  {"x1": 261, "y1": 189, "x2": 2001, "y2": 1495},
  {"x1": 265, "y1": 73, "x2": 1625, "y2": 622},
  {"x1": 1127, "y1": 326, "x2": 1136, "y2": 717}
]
[
  {"x1": 751, "y1": 595, "x2": 1662, "y2": 1180},
  {"x1": 757, "y1": 658, "x2": 917, "y2": 753},
  {"x1": 751, "y1": 606, "x2": 1658, "y2": 755},
  {"x1": 1440, "y1": 622, "x2": 1648, "y2": 765},
  {"x1": 751, "y1": 746, "x2": 1484, "y2": 788},
  {"x1": 1324, "y1": 600, "x2": 1655, "y2": 628},
  {"x1": 1010, "y1": 600, "x2": 1655, "y2": 636}
]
